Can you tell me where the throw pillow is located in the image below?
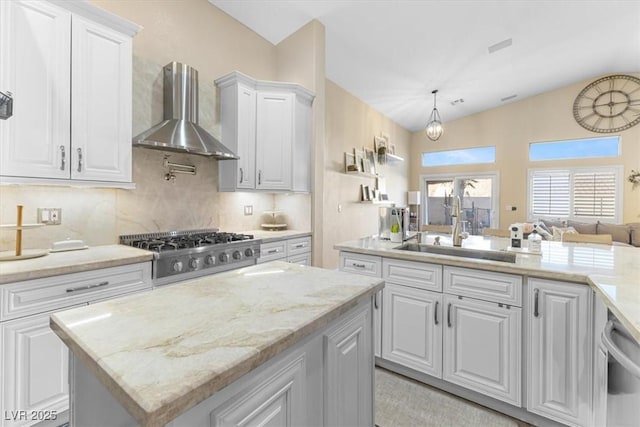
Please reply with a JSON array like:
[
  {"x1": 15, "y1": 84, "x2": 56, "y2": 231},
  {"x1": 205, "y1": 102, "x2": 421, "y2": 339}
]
[
  {"x1": 567, "y1": 220, "x2": 597, "y2": 234},
  {"x1": 629, "y1": 223, "x2": 640, "y2": 247},
  {"x1": 597, "y1": 222, "x2": 631, "y2": 244},
  {"x1": 552, "y1": 226, "x2": 578, "y2": 241}
]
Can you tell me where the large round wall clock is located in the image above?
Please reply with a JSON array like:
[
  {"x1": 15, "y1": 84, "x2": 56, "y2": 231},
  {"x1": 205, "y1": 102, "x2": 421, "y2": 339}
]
[{"x1": 573, "y1": 74, "x2": 640, "y2": 133}]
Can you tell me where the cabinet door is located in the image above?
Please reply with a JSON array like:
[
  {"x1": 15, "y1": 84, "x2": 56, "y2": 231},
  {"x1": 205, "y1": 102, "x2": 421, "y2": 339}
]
[
  {"x1": 382, "y1": 283, "x2": 443, "y2": 378},
  {"x1": 235, "y1": 85, "x2": 257, "y2": 189},
  {"x1": 373, "y1": 290, "x2": 382, "y2": 358},
  {"x1": 1, "y1": 310, "x2": 78, "y2": 427},
  {"x1": 0, "y1": 0, "x2": 71, "y2": 179},
  {"x1": 527, "y1": 279, "x2": 592, "y2": 427},
  {"x1": 287, "y1": 253, "x2": 311, "y2": 266},
  {"x1": 324, "y1": 304, "x2": 372, "y2": 427},
  {"x1": 255, "y1": 92, "x2": 293, "y2": 190},
  {"x1": 443, "y1": 295, "x2": 521, "y2": 406},
  {"x1": 71, "y1": 15, "x2": 132, "y2": 182}
]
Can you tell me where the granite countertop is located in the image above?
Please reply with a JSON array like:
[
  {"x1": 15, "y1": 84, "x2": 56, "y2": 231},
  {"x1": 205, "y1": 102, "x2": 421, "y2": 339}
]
[
  {"x1": 0, "y1": 245, "x2": 153, "y2": 285},
  {"x1": 335, "y1": 235, "x2": 640, "y2": 343},
  {"x1": 50, "y1": 261, "x2": 383, "y2": 426},
  {"x1": 243, "y1": 229, "x2": 312, "y2": 243}
]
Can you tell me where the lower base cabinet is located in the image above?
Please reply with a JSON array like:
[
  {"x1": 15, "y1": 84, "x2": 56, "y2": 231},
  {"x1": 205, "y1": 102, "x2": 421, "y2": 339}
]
[
  {"x1": 527, "y1": 278, "x2": 592, "y2": 427},
  {"x1": 382, "y1": 283, "x2": 442, "y2": 377},
  {"x1": 443, "y1": 295, "x2": 521, "y2": 406},
  {"x1": 1, "y1": 310, "x2": 75, "y2": 427}
]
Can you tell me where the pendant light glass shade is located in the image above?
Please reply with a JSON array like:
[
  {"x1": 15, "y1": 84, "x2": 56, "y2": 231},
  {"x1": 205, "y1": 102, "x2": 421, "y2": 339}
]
[{"x1": 425, "y1": 90, "x2": 443, "y2": 141}]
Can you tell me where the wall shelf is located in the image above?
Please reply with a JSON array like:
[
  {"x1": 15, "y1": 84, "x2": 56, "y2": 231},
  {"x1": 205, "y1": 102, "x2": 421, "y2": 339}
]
[
  {"x1": 359, "y1": 200, "x2": 396, "y2": 205},
  {"x1": 344, "y1": 171, "x2": 377, "y2": 178},
  {"x1": 386, "y1": 153, "x2": 404, "y2": 162}
]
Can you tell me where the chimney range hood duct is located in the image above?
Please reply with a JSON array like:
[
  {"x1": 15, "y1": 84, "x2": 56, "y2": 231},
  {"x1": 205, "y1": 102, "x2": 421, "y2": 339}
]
[{"x1": 133, "y1": 62, "x2": 238, "y2": 159}]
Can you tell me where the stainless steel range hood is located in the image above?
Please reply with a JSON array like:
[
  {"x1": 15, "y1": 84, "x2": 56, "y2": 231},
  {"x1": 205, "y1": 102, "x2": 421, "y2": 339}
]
[{"x1": 133, "y1": 62, "x2": 238, "y2": 159}]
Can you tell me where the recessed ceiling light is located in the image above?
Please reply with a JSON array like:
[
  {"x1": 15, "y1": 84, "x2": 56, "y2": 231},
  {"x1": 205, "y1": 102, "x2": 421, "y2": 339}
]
[
  {"x1": 450, "y1": 98, "x2": 464, "y2": 106},
  {"x1": 488, "y1": 38, "x2": 513, "y2": 54},
  {"x1": 501, "y1": 94, "x2": 518, "y2": 102}
]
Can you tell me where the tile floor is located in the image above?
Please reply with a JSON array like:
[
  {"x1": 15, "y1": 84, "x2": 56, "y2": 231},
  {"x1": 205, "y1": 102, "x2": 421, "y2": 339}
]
[{"x1": 375, "y1": 368, "x2": 531, "y2": 427}]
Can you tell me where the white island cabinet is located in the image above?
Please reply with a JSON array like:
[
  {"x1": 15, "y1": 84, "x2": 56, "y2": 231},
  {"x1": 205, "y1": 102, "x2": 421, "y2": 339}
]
[
  {"x1": 0, "y1": 262, "x2": 152, "y2": 427},
  {"x1": 0, "y1": 0, "x2": 139, "y2": 187},
  {"x1": 51, "y1": 262, "x2": 381, "y2": 427}
]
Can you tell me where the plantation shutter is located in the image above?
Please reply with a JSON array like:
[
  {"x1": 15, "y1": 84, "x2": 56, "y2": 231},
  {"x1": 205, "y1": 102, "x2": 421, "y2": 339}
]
[
  {"x1": 572, "y1": 171, "x2": 616, "y2": 219},
  {"x1": 531, "y1": 171, "x2": 570, "y2": 217}
]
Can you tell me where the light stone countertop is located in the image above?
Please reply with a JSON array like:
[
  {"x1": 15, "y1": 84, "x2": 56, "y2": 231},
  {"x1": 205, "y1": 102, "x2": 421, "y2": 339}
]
[
  {"x1": 0, "y1": 245, "x2": 153, "y2": 284},
  {"x1": 335, "y1": 235, "x2": 640, "y2": 343},
  {"x1": 242, "y1": 229, "x2": 311, "y2": 243},
  {"x1": 50, "y1": 261, "x2": 383, "y2": 426}
]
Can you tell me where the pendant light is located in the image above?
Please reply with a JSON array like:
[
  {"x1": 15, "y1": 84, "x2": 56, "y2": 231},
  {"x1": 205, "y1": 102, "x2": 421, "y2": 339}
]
[{"x1": 425, "y1": 89, "x2": 443, "y2": 141}]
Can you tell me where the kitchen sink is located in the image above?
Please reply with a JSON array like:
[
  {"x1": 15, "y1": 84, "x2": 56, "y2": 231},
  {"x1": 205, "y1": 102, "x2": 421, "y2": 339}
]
[{"x1": 395, "y1": 243, "x2": 517, "y2": 263}]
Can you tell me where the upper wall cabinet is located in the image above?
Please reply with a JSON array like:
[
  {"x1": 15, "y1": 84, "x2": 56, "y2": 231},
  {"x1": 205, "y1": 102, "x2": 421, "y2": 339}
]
[
  {"x1": 215, "y1": 72, "x2": 315, "y2": 193},
  {"x1": 0, "y1": 0, "x2": 140, "y2": 188}
]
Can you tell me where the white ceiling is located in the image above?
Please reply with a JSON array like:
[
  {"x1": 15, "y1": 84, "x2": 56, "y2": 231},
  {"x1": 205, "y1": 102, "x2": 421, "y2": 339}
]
[{"x1": 210, "y1": 0, "x2": 640, "y2": 132}]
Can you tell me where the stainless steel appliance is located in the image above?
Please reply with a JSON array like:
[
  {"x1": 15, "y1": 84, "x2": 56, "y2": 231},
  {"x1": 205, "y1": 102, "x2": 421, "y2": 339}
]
[
  {"x1": 378, "y1": 206, "x2": 409, "y2": 241},
  {"x1": 133, "y1": 62, "x2": 238, "y2": 159},
  {"x1": 120, "y1": 229, "x2": 260, "y2": 286}
]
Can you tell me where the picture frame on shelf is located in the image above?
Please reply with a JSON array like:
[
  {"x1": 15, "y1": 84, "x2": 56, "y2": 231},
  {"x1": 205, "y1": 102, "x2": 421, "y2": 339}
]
[
  {"x1": 376, "y1": 176, "x2": 387, "y2": 194},
  {"x1": 363, "y1": 185, "x2": 371, "y2": 201},
  {"x1": 380, "y1": 193, "x2": 389, "y2": 201},
  {"x1": 364, "y1": 149, "x2": 376, "y2": 174},
  {"x1": 344, "y1": 152, "x2": 358, "y2": 173},
  {"x1": 354, "y1": 149, "x2": 365, "y2": 173}
]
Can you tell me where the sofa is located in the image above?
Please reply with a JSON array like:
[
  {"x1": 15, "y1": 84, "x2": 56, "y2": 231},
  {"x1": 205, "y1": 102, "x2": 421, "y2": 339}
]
[{"x1": 537, "y1": 219, "x2": 640, "y2": 247}]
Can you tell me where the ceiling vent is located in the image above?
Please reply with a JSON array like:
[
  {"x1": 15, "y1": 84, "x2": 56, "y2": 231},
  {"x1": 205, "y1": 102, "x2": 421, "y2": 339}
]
[
  {"x1": 488, "y1": 38, "x2": 513, "y2": 54},
  {"x1": 501, "y1": 94, "x2": 518, "y2": 102}
]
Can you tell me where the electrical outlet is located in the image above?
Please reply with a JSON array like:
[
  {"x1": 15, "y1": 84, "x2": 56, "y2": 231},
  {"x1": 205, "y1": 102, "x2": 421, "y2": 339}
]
[
  {"x1": 37, "y1": 208, "x2": 62, "y2": 225},
  {"x1": 244, "y1": 205, "x2": 253, "y2": 216}
]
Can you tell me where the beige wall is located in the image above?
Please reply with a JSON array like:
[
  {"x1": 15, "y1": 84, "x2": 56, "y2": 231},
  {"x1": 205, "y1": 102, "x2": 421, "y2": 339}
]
[
  {"x1": 0, "y1": 0, "x2": 316, "y2": 251},
  {"x1": 323, "y1": 80, "x2": 411, "y2": 268},
  {"x1": 410, "y1": 73, "x2": 640, "y2": 227}
]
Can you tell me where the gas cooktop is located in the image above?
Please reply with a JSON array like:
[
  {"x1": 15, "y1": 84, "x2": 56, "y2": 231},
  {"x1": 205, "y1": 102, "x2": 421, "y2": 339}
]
[{"x1": 119, "y1": 229, "x2": 261, "y2": 286}]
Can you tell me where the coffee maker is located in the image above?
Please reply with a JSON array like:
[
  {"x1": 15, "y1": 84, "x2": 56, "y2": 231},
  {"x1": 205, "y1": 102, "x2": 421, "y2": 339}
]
[{"x1": 378, "y1": 206, "x2": 409, "y2": 241}]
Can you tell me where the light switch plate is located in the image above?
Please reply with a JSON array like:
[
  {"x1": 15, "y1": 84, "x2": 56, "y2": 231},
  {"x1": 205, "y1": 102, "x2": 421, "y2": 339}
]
[{"x1": 244, "y1": 205, "x2": 253, "y2": 216}]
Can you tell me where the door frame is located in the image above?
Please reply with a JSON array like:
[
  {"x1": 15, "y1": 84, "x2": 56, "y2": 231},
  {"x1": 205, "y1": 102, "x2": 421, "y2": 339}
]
[{"x1": 419, "y1": 171, "x2": 500, "y2": 229}]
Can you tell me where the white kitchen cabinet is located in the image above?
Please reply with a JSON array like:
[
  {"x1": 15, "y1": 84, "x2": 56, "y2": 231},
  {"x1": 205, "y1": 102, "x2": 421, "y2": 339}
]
[
  {"x1": 324, "y1": 303, "x2": 373, "y2": 427},
  {"x1": 0, "y1": 0, "x2": 139, "y2": 187},
  {"x1": 0, "y1": 308, "x2": 80, "y2": 427},
  {"x1": 0, "y1": 262, "x2": 152, "y2": 427},
  {"x1": 338, "y1": 252, "x2": 382, "y2": 358},
  {"x1": 382, "y1": 283, "x2": 442, "y2": 377},
  {"x1": 215, "y1": 72, "x2": 314, "y2": 193},
  {"x1": 258, "y1": 236, "x2": 312, "y2": 266},
  {"x1": 442, "y1": 295, "x2": 521, "y2": 406},
  {"x1": 527, "y1": 278, "x2": 592, "y2": 427}
]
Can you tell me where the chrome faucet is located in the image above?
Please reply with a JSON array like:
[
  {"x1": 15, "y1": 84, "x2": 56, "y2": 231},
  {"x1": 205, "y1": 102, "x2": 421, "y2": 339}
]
[{"x1": 451, "y1": 195, "x2": 468, "y2": 247}]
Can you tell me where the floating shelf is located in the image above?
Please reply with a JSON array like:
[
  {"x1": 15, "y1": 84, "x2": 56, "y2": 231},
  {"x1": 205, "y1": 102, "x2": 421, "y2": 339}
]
[
  {"x1": 386, "y1": 154, "x2": 404, "y2": 162},
  {"x1": 359, "y1": 200, "x2": 396, "y2": 205},
  {"x1": 345, "y1": 171, "x2": 377, "y2": 178}
]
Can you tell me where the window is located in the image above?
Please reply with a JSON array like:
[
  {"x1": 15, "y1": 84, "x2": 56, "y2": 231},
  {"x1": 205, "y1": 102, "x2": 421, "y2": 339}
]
[
  {"x1": 529, "y1": 136, "x2": 620, "y2": 161},
  {"x1": 422, "y1": 146, "x2": 495, "y2": 167},
  {"x1": 528, "y1": 166, "x2": 623, "y2": 222}
]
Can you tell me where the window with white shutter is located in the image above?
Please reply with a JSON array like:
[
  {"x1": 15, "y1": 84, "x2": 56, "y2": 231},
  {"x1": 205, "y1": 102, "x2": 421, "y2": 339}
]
[{"x1": 528, "y1": 166, "x2": 622, "y2": 223}]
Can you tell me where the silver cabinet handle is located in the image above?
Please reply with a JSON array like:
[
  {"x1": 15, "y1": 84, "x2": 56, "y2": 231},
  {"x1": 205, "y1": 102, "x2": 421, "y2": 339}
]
[
  {"x1": 374, "y1": 292, "x2": 379, "y2": 309},
  {"x1": 258, "y1": 170, "x2": 262, "y2": 185},
  {"x1": 602, "y1": 320, "x2": 640, "y2": 379},
  {"x1": 77, "y1": 147, "x2": 83, "y2": 172},
  {"x1": 294, "y1": 244, "x2": 305, "y2": 248},
  {"x1": 267, "y1": 249, "x2": 278, "y2": 254},
  {"x1": 239, "y1": 167, "x2": 243, "y2": 183},
  {"x1": 66, "y1": 281, "x2": 109, "y2": 293},
  {"x1": 534, "y1": 288, "x2": 539, "y2": 317},
  {"x1": 352, "y1": 263, "x2": 365, "y2": 268},
  {"x1": 60, "y1": 146, "x2": 66, "y2": 170},
  {"x1": 447, "y1": 303, "x2": 452, "y2": 327},
  {"x1": 434, "y1": 300, "x2": 439, "y2": 325}
]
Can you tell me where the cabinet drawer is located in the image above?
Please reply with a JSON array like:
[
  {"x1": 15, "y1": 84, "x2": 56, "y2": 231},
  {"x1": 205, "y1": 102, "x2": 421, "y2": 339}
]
[
  {"x1": 443, "y1": 266, "x2": 522, "y2": 306},
  {"x1": 287, "y1": 236, "x2": 311, "y2": 256},
  {"x1": 259, "y1": 241, "x2": 287, "y2": 263},
  {"x1": 383, "y1": 258, "x2": 442, "y2": 292},
  {"x1": 339, "y1": 252, "x2": 381, "y2": 277},
  {"x1": 288, "y1": 253, "x2": 311, "y2": 266},
  {"x1": 0, "y1": 263, "x2": 152, "y2": 321}
]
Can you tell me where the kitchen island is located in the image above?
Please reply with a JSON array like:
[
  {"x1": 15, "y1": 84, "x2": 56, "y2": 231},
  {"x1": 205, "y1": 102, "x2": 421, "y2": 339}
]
[{"x1": 50, "y1": 262, "x2": 383, "y2": 426}]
